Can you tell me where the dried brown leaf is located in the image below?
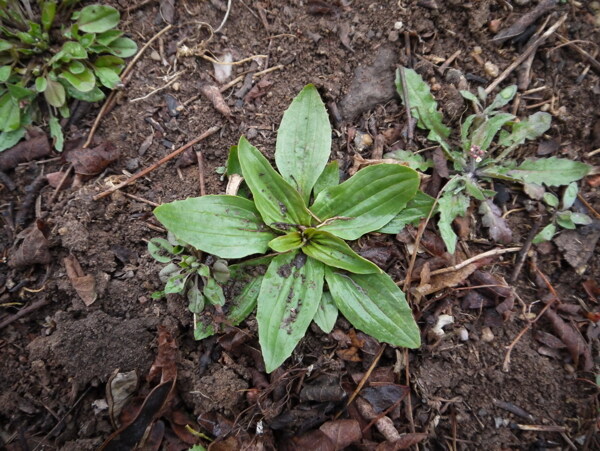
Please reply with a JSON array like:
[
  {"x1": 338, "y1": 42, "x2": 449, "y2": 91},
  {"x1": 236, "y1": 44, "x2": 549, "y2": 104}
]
[
  {"x1": 413, "y1": 263, "x2": 478, "y2": 296},
  {"x1": 147, "y1": 326, "x2": 178, "y2": 384},
  {"x1": 432, "y1": 148, "x2": 449, "y2": 178},
  {"x1": 243, "y1": 79, "x2": 273, "y2": 103},
  {"x1": 479, "y1": 199, "x2": 512, "y2": 244},
  {"x1": 8, "y1": 221, "x2": 51, "y2": 268},
  {"x1": 356, "y1": 397, "x2": 400, "y2": 442},
  {"x1": 319, "y1": 419, "x2": 362, "y2": 450},
  {"x1": 106, "y1": 369, "x2": 138, "y2": 429},
  {"x1": 0, "y1": 133, "x2": 50, "y2": 171},
  {"x1": 201, "y1": 84, "x2": 232, "y2": 118},
  {"x1": 544, "y1": 308, "x2": 593, "y2": 371},
  {"x1": 64, "y1": 254, "x2": 97, "y2": 306},
  {"x1": 65, "y1": 142, "x2": 119, "y2": 176},
  {"x1": 376, "y1": 433, "x2": 428, "y2": 450}
]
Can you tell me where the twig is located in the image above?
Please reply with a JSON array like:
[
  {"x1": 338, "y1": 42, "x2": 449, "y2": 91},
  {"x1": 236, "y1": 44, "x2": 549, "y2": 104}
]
[
  {"x1": 214, "y1": 0, "x2": 232, "y2": 33},
  {"x1": 122, "y1": 192, "x2": 159, "y2": 207},
  {"x1": 196, "y1": 150, "x2": 206, "y2": 196},
  {"x1": 502, "y1": 268, "x2": 558, "y2": 372},
  {"x1": 129, "y1": 72, "x2": 183, "y2": 103},
  {"x1": 335, "y1": 344, "x2": 386, "y2": 420},
  {"x1": 556, "y1": 35, "x2": 600, "y2": 74},
  {"x1": 577, "y1": 193, "x2": 600, "y2": 220},
  {"x1": 83, "y1": 24, "x2": 173, "y2": 149},
  {"x1": 587, "y1": 147, "x2": 600, "y2": 157},
  {"x1": 438, "y1": 49, "x2": 461, "y2": 74},
  {"x1": 510, "y1": 219, "x2": 541, "y2": 283},
  {"x1": 48, "y1": 164, "x2": 73, "y2": 204},
  {"x1": 485, "y1": 14, "x2": 568, "y2": 95},
  {"x1": 93, "y1": 126, "x2": 220, "y2": 200},
  {"x1": 0, "y1": 298, "x2": 50, "y2": 330}
]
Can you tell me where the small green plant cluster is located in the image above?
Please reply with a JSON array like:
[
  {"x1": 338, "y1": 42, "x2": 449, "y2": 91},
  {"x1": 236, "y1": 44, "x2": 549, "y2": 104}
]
[
  {"x1": 151, "y1": 85, "x2": 422, "y2": 373},
  {"x1": 0, "y1": 1, "x2": 137, "y2": 151},
  {"x1": 387, "y1": 67, "x2": 591, "y2": 250}
]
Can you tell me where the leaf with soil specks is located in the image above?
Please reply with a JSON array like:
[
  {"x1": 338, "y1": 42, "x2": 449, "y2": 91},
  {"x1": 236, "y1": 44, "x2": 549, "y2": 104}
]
[
  {"x1": 64, "y1": 254, "x2": 97, "y2": 306},
  {"x1": 8, "y1": 221, "x2": 51, "y2": 268},
  {"x1": 554, "y1": 229, "x2": 600, "y2": 274},
  {"x1": 147, "y1": 326, "x2": 178, "y2": 384},
  {"x1": 479, "y1": 199, "x2": 512, "y2": 244},
  {"x1": 319, "y1": 419, "x2": 362, "y2": 450}
]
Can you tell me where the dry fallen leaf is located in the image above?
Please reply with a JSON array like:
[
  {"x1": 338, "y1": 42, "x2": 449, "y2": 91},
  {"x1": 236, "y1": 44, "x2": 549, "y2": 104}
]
[
  {"x1": 544, "y1": 308, "x2": 593, "y2": 371},
  {"x1": 479, "y1": 199, "x2": 512, "y2": 244},
  {"x1": 413, "y1": 263, "x2": 478, "y2": 297},
  {"x1": 200, "y1": 84, "x2": 232, "y2": 118},
  {"x1": 9, "y1": 220, "x2": 51, "y2": 268},
  {"x1": 319, "y1": 419, "x2": 362, "y2": 450},
  {"x1": 64, "y1": 254, "x2": 97, "y2": 306},
  {"x1": 65, "y1": 141, "x2": 119, "y2": 176}
]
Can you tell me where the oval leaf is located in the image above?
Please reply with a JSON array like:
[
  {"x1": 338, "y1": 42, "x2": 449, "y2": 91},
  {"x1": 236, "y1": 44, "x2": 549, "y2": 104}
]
[
  {"x1": 94, "y1": 66, "x2": 121, "y2": 89},
  {"x1": 107, "y1": 37, "x2": 138, "y2": 58},
  {"x1": 378, "y1": 191, "x2": 436, "y2": 234},
  {"x1": 311, "y1": 164, "x2": 419, "y2": 240},
  {"x1": 313, "y1": 291, "x2": 338, "y2": 334},
  {"x1": 325, "y1": 268, "x2": 420, "y2": 348},
  {"x1": 313, "y1": 160, "x2": 340, "y2": 196},
  {"x1": 275, "y1": 84, "x2": 332, "y2": 203},
  {"x1": 0, "y1": 93, "x2": 20, "y2": 132},
  {"x1": 268, "y1": 232, "x2": 303, "y2": 253},
  {"x1": 507, "y1": 157, "x2": 591, "y2": 187},
  {"x1": 238, "y1": 137, "x2": 312, "y2": 231},
  {"x1": 303, "y1": 229, "x2": 381, "y2": 274},
  {"x1": 59, "y1": 66, "x2": 95, "y2": 92},
  {"x1": 258, "y1": 251, "x2": 324, "y2": 373},
  {"x1": 154, "y1": 195, "x2": 276, "y2": 259},
  {"x1": 77, "y1": 5, "x2": 120, "y2": 33}
]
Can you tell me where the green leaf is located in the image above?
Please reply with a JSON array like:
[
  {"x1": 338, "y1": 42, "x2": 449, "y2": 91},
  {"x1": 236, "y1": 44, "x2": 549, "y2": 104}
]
[
  {"x1": 556, "y1": 210, "x2": 575, "y2": 230},
  {"x1": 68, "y1": 60, "x2": 86, "y2": 74},
  {"x1": 96, "y1": 29, "x2": 123, "y2": 46},
  {"x1": 384, "y1": 149, "x2": 433, "y2": 171},
  {"x1": 257, "y1": 251, "x2": 324, "y2": 372},
  {"x1": 533, "y1": 223, "x2": 557, "y2": 244},
  {"x1": 238, "y1": 137, "x2": 312, "y2": 231},
  {"x1": 0, "y1": 93, "x2": 20, "y2": 132},
  {"x1": 0, "y1": 39, "x2": 13, "y2": 52},
  {"x1": 463, "y1": 177, "x2": 487, "y2": 201},
  {"x1": 313, "y1": 291, "x2": 338, "y2": 334},
  {"x1": 460, "y1": 114, "x2": 477, "y2": 152},
  {"x1": 484, "y1": 85, "x2": 517, "y2": 114},
  {"x1": 63, "y1": 83, "x2": 105, "y2": 102},
  {"x1": 396, "y1": 67, "x2": 451, "y2": 150},
  {"x1": 438, "y1": 191, "x2": 470, "y2": 254},
  {"x1": 188, "y1": 284, "x2": 205, "y2": 313},
  {"x1": 497, "y1": 111, "x2": 551, "y2": 148},
  {"x1": 7, "y1": 83, "x2": 34, "y2": 100},
  {"x1": 154, "y1": 195, "x2": 276, "y2": 259},
  {"x1": 268, "y1": 232, "x2": 303, "y2": 253},
  {"x1": 41, "y1": 1, "x2": 57, "y2": 31},
  {"x1": 49, "y1": 41, "x2": 87, "y2": 64},
  {"x1": 147, "y1": 237, "x2": 182, "y2": 263},
  {"x1": 203, "y1": 278, "x2": 225, "y2": 306},
  {"x1": 94, "y1": 66, "x2": 121, "y2": 88},
  {"x1": 78, "y1": 33, "x2": 95, "y2": 48},
  {"x1": 571, "y1": 212, "x2": 592, "y2": 225},
  {"x1": 460, "y1": 90, "x2": 481, "y2": 107},
  {"x1": 543, "y1": 192, "x2": 559, "y2": 208},
  {"x1": 106, "y1": 37, "x2": 137, "y2": 58},
  {"x1": 507, "y1": 157, "x2": 591, "y2": 187},
  {"x1": 313, "y1": 160, "x2": 339, "y2": 197},
  {"x1": 377, "y1": 191, "x2": 436, "y2": 234},
  {"x1": 35, "y1": 76, "x2": 47, "y2": 92},
  {"x1": 325, "y1": 268, "x2": 420, "y2": 348},
  {"x1": 49, "y1": 115, "x2": 63, "y2": 151},
  {"x1": 311, "y1": 164, "x2": 419, "y2": 240},
  {"x1": 165, "y1": 272, "x2": 189, "y2": 294},
  {"x1": 561, "y1": 182, "x2": 578, "y2": 210},
  {"x1": 0, "y1": 128, "x2": 25, "y2": 152},
  {"x1": 76, "y1": 5, "x2": 120, "y2": 33},
  {"x1": 0, "y1": 66, "x2": 10, "y2": 82},
  {"x1": 94, "y1": 54, "x2": 125, "y2": 68},
  {"x1": 303, "y1": 229, "x2": 381, "y2": 274},
  {"x1": 275, "y1": 84, "x2": 331, "y2": 203},
  {"x1": 226, "y1": 145, "x2": 241, "y2": 175},
  {"x1": 470, "y1": 112, "x2": 515, "y2": 151},
  {"x1": 59, "y1": 66, "x2": 95, "y2": 92}
]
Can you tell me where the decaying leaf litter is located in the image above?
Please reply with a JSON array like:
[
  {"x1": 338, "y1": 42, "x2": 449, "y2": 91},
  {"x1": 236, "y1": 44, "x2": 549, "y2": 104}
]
[{"x1": 0, "y1": 0, "x2": 599, "y2": 450}]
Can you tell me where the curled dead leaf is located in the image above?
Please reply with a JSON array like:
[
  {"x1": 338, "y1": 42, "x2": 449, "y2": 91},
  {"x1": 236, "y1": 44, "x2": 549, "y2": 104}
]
[
  {"x1": 200, "y1": 84, "x2": 232, "y2": 118},
  {"x1": 9, "y1": 220, "x2": 51, "y2": 268},
  {"x1": 65, "y1": 142, "x2": 119, "y2": 176},
  {"x1": 64, "y1": 254, "x2": 97, "y2": 306}
]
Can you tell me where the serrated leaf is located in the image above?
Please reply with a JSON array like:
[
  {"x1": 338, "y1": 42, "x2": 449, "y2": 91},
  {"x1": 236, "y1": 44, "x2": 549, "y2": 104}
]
[
  {"x1": 313, "y1": 160, "x2": 339, "y2": 197},
  {"x1": 154, "y1": 195, "x2": 276, "y2": 259},
  {"x1": 507, "y1": 157, "x2": 591, "y2": 187},
  {"x1": 275, "y1": 84, "x2": 331, "y2": 203},
  {"x1": 470, "y1": 112, "x2": 515, "y2": 151},
  {"x1": 258, "y1": 251, "x2": 324, "y2": 372},
  {"x1": 49, "y1": 115, "x2": 63, "y2": 152},
  {"x1": 0, "y1": 128, "x2": 26, "y2": 152},
  {"x1": 94, "y1": 66, "x2": 121, "y2": 88},
  {"x1": 311, "y1": 164, "x2": 419, "y2": 240},
  {"x1": 325, "y1": 268, "x2": 420, "y2": 348},
  {"x1": 484, "y1": 85, "x2": 517, "y2": 114},
  {"x1": 384, "y1": 149, "x2": 433, "y2": 171},
  {"x1": 303, "y1": 229, "x2": 381, "y2": 274},
  {"x1": 396, "y1": 67, "x2": 450, "y2": 150},
  {"x1": 479, "y1": 199, "x2": 512, "y2": 244},
  {"x1": 106, "y1": 37, "x2": 137, "y2": 58},
  {"x1": 543, "y1": 192, "x2": 559, "y2": 208},
  {"x1": 438, "y1": 191, "x2": 470, "y2": 254},
  {"x1": 313, "y1": 291, "x2": 337, "y2": 334},
  {"x1": 377, "y1": 191, "x2": 436, "y2": 234},
  {"x1": 0, "y1": 93, "x2": 20, "y2": 132},
  {"x1": 561, "y1": 182, "x2": 578, "y2": 210},
  {"x1": 533, "y1": 223, "x2": 556, "y2": 244},
  {"x1": 238, "y1": 137, "x2": 312, "y2": 231},
  {"x1": 268, "y1": 232, "x2": 303, "y2": 253},
  {"x1": 59, "y1": 66, "x2": 95, "y2": 92},
  {"x1": 497, "y1": 111, "x2": 551, "y2": 148},
  {"x1": 76, "y1": 5, "x2": 120, "y2": 33}
]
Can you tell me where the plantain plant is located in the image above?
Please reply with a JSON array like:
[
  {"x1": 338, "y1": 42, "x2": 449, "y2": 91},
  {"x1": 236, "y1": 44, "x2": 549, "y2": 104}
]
[
  {"x1": 153, "y1": 85, "x2": 422, "y2": 373},
  {"x1": 387, "y1": 67, "x2": 591, "y2": 252},
  {"x1": 0, "y1": 1, "x2": 137, "y2": 151}
]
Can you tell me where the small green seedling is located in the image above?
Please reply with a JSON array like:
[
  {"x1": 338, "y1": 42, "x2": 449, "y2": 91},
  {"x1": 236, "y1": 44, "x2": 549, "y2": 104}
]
[
  {"x1": 153, "y1": 85, "x2": 422, "y2": 373},
  {"x1": 532, "y1": 182, "x2": 593, "y2": 243},
  {"x1": 388, "y1": 67, "x2": 591, "y2": 252},
  {"x1": 0, "y1": 1, "x2": 137, "y2": 151}
]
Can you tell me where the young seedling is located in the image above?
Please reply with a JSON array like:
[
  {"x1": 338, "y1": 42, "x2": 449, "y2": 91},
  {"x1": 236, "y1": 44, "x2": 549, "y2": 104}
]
[
  {"x1": 0, "y1": 2, "x2": 137, "y2": 151},
  {"x1": 153, "y1": 85, "x2": 422, "y2": 372},
  {"x1": 388, "y1": 67, "x2": 591, "y2": 252}
]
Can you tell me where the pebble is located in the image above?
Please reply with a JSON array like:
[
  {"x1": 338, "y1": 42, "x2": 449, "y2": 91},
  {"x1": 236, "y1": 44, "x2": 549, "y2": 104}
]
[
  {"x1": 484, "y1": 61, "x2": 500, "y2": 78},
  {"x1": 481, "y1": 326, "x2": 495, "y2": 342},
  {"x1": 149, "y1": 50, "x2": 161, "y2": 61},
  {"x1": 388, "y1": 30, "x2": 400, "y2": 42},
  {"x1": 458, "y1": 327, "x2": 469, "y2": 341}
]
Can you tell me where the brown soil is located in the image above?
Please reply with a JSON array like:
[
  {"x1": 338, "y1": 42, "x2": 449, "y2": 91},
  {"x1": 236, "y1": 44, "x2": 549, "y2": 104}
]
[{"x1": 1, "y1": 1, "x2": 599, "y2": 450}]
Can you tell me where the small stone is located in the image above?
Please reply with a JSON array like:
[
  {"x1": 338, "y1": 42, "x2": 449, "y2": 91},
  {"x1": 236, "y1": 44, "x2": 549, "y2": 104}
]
[
  {"x1": 394, "y1": 21, "x2": 403, "y2": 30},
  {"x1": 149, "y1": 50, "x2": 161, "y2": 61},
  {"x1": 484, "y1": 61, "x2": 500, "y2": 78},
  {"x1": 473, "y1": 46, "x2": 483, "y2": 55},
  {"x1": 354, "y1": 130, "x2": 373, "y2": 152},
  {"x1": 458, "y1": 327, "x2": 469, "y2": 341},
  {"x1": 564, "y1": 363, "x2": 575, "y2": 374},
  {"x1": 388, "y1": 30, "x2": 400, "y2": 42},
  {"x1": 489, "y1": 19, "x2": 502, "y2": 34},
  {"x1": 172, "y1": 81, "x2": 181, "y2": 91},
  {"x1": 481, "y1": 326, "x2": 495, "y2": 342}
]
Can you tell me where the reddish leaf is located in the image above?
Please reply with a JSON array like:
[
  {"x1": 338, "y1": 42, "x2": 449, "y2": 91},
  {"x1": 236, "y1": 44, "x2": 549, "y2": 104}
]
[
  {"x1": 8, "y1": 220, "x2": 51, "y2": 268},
  {"x1": 65, "y1": 141, "x2": 119, "y2": 176},
  {"x1": 147, "y1": 326, "x2": 178, "y2": 384}
]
